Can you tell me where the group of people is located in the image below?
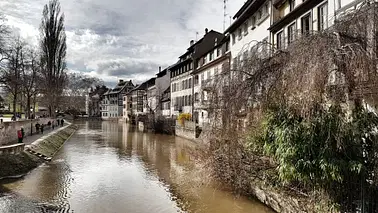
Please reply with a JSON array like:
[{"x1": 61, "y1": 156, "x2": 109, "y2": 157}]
[
  {"x1": 11, "y1": 113, "x2": 22, "y2": 121},
  {"x1": 17, "y1": 118, "x2": 65, "y2": 144},
  {"x1": 34, "y1": 119, "x2": 65, "y2": 134}
]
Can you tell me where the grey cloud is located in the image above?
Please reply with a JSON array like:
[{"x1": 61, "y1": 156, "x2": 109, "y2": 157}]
[
  {"x1": 1, "y1": 0, "x2": 245, "y2": 88},
  {"x1": 96, "y1": 59, "x2": 165, "y2": 77}
]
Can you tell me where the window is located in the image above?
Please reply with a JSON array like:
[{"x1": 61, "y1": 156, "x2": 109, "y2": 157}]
[
  {"x1": 337, "y1": 0, "x2": 341, "y2": 9},
  {"x1": 195, "y1": 93, "x2": 199, "y2": 102},
  {"x1": 301, "y1": 14, "x2": 311, "y2": 35},
  {"x1": 257, "y1": 10, "x2": 262, "y2": 19},
  {"x1": 243, "y1": 22, "x2": 248, "y2": 35},
  {"x1": 277, "y1": 31, "x2": 284, "y2": 49},
  {"x1": 232, "y1": 33, "x2": 236, "y2": 44},
  {"x1": 206, "y1": 71, "x2": 210, "y2": 79},
  {"x1": 264, "y1": 4, "x2": 269, "y2": 14},
  {"x1": 203, "y1": 56, "x2": 207, "y2": 64},
  {"x1": 214, "y1": 67, "x2": 219, "y2": 76},
  {"x1": 289, "y1": 0, "x2": 295, "y2": 11},
  {"x1": 201, "y1": 73, "x2": 205, "y2": 83},
  {"x1": 217, "y1": 48, "x2": 221, "y2": 57},
  {"x1": 189, "y1": 78, "x2": 192, "y2": 88},
  {"x1": 251, "y1": 16, "x2": 256, "y2": 29},
  {"x1": 238, "y1": 28, "x2": 242, "y2": 40},
  {"x1": 225, "y1": 41, "x2": 229, "y2": 52},
  {"x1": 288, "y1": 22, "x2": 296, "y2": 44},
  {"x1": 188, "y1": 95, "x2": 192, "y2": 106},
  {"x1": 318, "y1": 3, "x2": 328, "y2": 31},
  {"x1": 209, "y1": 51, "x2": 214, "y2": 61},
  {"x1": 194, "y1": 75, "x2": 199, "y2": 85}
]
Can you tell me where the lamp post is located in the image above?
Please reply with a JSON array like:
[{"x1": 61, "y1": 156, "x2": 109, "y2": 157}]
[{"x1": 30, "y1": 108, "x2": 33, "y2": 136}]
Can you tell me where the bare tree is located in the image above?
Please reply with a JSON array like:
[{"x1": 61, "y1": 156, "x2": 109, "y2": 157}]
[
  {"x1": 63, "y1": 73, "x2": 102, "y2": 117},
  {"x1": 39, "y1": 0, "x2": 67, "y2": 117},
  {"x1": 0, "y1": 38, "x2": 25, "y2": 119},
  {"x1": 0, "y1": 13, "x2": 9, "y2": 63},
  {"x1": 21, "y1": 48, "x2": 39, "y2": 119},
  {"x1": 204, "y1": 2, "x2": 378, "y2": 212}
]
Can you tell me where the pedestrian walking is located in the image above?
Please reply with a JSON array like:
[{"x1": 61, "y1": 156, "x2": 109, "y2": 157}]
[
  {"x1": 41, "y1": 124, "x2": 44, "y2": 134},
  {"x1": 17, "y1": 127, "x2": 24, "y2": 143},
  {"x1": 35, "y1": 122, "x2": 40, "y2": 134},
  {"x1": 61, "y1": 119, "x2": 64, "y2": 127},
  {"x1": 52, "y1": 121, "x2": 55, "y2": 130}
]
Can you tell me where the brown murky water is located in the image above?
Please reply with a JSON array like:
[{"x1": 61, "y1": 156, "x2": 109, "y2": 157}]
[{"x1": 0, "y1": 121, "x2": 273, "y2": 213}]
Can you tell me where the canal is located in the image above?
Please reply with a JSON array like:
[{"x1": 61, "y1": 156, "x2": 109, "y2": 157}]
[{"x1": 0, "y1": 121, "x2": 273, "y2": 213}]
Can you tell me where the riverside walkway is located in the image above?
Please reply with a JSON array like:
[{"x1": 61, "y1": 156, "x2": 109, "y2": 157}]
[{"x1": 21, "y1": 124, "x2": 68, "y2": 145}]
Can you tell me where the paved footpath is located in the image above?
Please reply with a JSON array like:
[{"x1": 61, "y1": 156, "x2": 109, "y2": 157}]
[{"x1": 18, "y1": 124, "x2": 68, "y2": 145}]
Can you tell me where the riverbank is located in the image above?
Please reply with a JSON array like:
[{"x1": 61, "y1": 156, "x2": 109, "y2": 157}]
[{"x1": 0, "y1": 124, "x2": 78, "y2": 180}]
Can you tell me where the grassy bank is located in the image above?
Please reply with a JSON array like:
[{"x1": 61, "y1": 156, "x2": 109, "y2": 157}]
[
  {"x1": 0, "y1": 124, "x2": 78, "y2": 180},
  {"x1": 0, "y1": 152, "x2": 43, "y2": 179}
]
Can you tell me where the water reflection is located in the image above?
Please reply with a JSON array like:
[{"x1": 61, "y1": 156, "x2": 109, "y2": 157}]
[{"x1": 0, "y1": 121, "x2": 272, "y2": 213}]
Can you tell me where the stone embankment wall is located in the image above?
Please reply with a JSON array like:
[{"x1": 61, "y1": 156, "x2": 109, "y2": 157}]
[
  {"x1": 0, "y1": 118, "x2": 55, "y2": 146},
  {"x1": 25, "y1": 124, "x2": 78, "y2": 158},
  {"x1": 0, "y1": 124, "x2": 78, "y2": 180},
  {"x1": 175, "y1": 120, "x2": 197, "y2": 140}
]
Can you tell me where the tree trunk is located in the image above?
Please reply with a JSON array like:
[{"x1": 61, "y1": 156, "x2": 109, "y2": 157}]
[
  {"x1": 26, "y1": 96, "x2": 31, "y2": 119},
  {"x1": 13, "y1": 91, "x2": 17, "y2": 118}
]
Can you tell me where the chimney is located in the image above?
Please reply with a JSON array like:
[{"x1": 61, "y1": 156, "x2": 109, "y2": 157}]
[
  {"x1": 190, "y1": 40, "x2": 194, "y2": 46},
  {"x1": 159, "y1": 66, "x2": 161, "y2": 73},
  {"x1": 205, "y1": 28, "x2": 209, "y2": 34},
  {"x1": 119, "y1": 79, "x2": 124, "y2": 84}
]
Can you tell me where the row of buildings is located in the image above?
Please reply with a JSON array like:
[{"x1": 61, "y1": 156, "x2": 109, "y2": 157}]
[{"x1": 100, "y1": 0, "x2": 362, "y2": 128}]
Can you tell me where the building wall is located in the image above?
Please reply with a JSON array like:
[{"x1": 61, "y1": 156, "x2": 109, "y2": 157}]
[
  {"x1": 230, "y1": 1, "x2": 271, "y2": 61},
  {"x1": 170, "y1": 71, "x2": 193, "y2": 117},
  {"x1": 271, "y1": 0, "x2": 364, "y2": 49},
  {"x1": 101, "y1": 96, "x2": 109, "y2": 119},
  {"x1": 147, "y1": 86, "x2": 157, "y2": 112},
  {"x1": 122, "y1": 95, "x2": 128, "y2": 121},
  {"x1": 156, "y1": 72, "x2": 170, "y2": 98}
]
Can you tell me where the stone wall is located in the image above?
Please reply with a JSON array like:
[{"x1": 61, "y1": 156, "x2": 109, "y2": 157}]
[
  {"x1": 175, "y1": 120, "x2": 197, "y2": 140},
  {"x1": 0, "y1": 118, "x2": 55, "y2": 146},
  {"x1": 25, "y1": 124, "x2": 78, "y2": 158}
]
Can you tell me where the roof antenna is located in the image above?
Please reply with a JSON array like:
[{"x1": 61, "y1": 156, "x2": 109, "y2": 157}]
[{"x1": 223, "y1": 0, "x2": 228, "y2": 31}]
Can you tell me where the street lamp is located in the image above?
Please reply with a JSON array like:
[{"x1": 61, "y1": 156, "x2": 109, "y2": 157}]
[{"x1": 30, "y1": 108, "x2": 33, "y2": 135}]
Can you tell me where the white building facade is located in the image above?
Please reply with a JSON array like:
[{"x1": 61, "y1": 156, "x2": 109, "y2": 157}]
[
  {"x1": 101, "y1": 80, "x2": 134, "y2": 120},
  {"x1": 170, "y1": 30, "x2": 225, "y2": 118},
  {"x1": 270, "y1": 0, "x2": 365, "y2": 50},
  {"x1": 226, "y1": 0, "x2": 272, "y2": 68},
  {"x1": 192, "y1": 36, "x2": 230, "y2": 127}
]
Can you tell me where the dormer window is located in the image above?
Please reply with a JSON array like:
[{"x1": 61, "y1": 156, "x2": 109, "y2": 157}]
[
  {"x1": 243, "y1": 22, "x2": 248, "y2": 35},
  {"x1": 238, "y1": 28, "x2": 242, "y2": 40},
  {"x1": 290, "y1": 0, "x2": 295, "y2": 11},
  {"x1": 251, "y1": 16, "x2": 256, "y2": 29}
]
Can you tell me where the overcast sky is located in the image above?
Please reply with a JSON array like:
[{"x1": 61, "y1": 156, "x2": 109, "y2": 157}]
[{"x1": 0, "y1": 0, "x2": 245, "y2": 87}]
